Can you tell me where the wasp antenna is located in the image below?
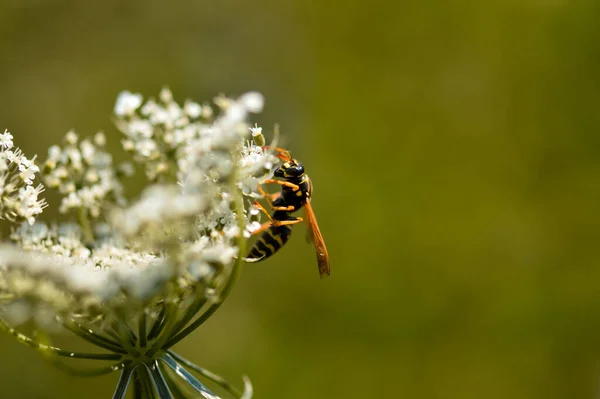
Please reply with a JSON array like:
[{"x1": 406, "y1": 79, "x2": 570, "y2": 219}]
[
  {"x1": 263, "y1": 146, "x2": 292, "y2": 161},
  {"x1": 275, "y1": 152, "x2": 291, "y2": 161}
]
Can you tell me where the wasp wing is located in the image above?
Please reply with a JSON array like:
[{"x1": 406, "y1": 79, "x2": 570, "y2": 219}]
[
  {"x1": 305, "y1": 219, "x2": 315, "y2": 243},
  {"x1": 304, "y1": 199, "x2": 330, "y2": 278}
]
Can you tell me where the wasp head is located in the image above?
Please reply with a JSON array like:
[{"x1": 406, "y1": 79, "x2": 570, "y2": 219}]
[{"x1": 274, "y1": 159, "x2": 305, "y2": 180}]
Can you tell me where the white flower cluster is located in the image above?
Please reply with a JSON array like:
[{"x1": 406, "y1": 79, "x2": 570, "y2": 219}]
[
  {"x1": 115, "y1": 88, "x2": 278, "y2": 244},
  {"x1": 0, "y1": 129, "x2": 47, "y2": 225},
  {"x1": 115, "y1": 88, "x2": 207, "y2": 181},
  {"x1": 0, "y1": 88, "x2": 278, "y2": 337},
  {"x1": 2, "y1": 211, "x2": 168, "y2": 330},
  {"x1": 0, "y1": 90, "x2": 278, "y2": 398},
  {"x1": 43, "y1": 130, "x2": 127, "y2": 218},
  {"x1": 10, "y1": 222, "x2": 92, "y2": 257},
  {"x1": 0, "y1": 94, "x2": 283, "y2": 399}
]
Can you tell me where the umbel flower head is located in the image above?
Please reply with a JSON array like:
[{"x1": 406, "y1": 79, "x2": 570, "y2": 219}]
[
  {"x1": 0, "y1": 129, "x2": 47, "y2": 225},
  {"x1": 0, "y1": 89, "x2": 281, "y2": 398}
]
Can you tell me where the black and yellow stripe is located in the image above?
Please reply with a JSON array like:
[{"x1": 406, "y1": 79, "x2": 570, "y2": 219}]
[{"x1": 246, "y1": 225, "x2": 292, "y2": 261}]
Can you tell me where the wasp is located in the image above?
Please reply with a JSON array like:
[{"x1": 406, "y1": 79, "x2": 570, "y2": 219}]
[{"x1": 244, "y1": 147, "x2": 330, "y2": 278}]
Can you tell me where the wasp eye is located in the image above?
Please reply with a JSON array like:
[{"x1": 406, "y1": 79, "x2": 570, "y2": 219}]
[
  {"x1": 288, "y1": 165, "x2": 304, "y2": 176},
  {"x1": 274, "y1": 166, "x2": 285, "y2": 177}
]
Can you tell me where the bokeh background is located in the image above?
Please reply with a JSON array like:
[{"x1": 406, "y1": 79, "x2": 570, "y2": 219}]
[{"x1": 1, "y1": 0, "x2": 600, "y2": 398}]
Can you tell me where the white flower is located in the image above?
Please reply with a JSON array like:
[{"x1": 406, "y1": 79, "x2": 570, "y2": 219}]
[
  {"x1": 47, "y1": 145, "x2": 61, "y2": 161},
  {"x1": 0, "y1": 137, "x2": 46, "y2": 225},
  {"x1": 135, "y1": 138, "x2": 158, "y2": 157},
  {"x1": 184, "y1": 100, "x2": 202, "y2": 118},
  {"x1": 17, "y1": 185, "x2": 46, "y2": 225},
  {"x1": 223, "y1": 224, "x2": 241, "y2": 238},
  {"x1": 114, "y1": 91, "x2": 143, "y2": 116},
  {"x1": 0, "y1": 129, "x2": 14, "y2": 149},
  {"x1": 18, "y1": 157, "x2": 40, "y2": 185},
  {"x1": 141, "y1": 98, "x2": 158, "y2": 116},
  {"x1": 245, "y1": 221, "x2": 262, "y2": 238},
  {"x1": 80, "y1": 139, "x2": 96, "y2": 163},
  {"x1": 43, "y1": 130, "x2": 124, "y2": 218},
  {"x1": 159, "y1": 87, "x2": 173, "y2": 103},
  {"x1": 94, "y1": 132, "x2": 106, "y2": 147},
  {"x1": 7, "y1": 149, "x2": 22, "y2": 164},
  {"x1": 64, "y1": 130, "x2": 78, "y2": 145},
  {"x1": 239, "y1": 91, "x2": 265, "y2": 113},
  {"x1": 249, "y1": 124, "x2": 262, "y2": 137}
]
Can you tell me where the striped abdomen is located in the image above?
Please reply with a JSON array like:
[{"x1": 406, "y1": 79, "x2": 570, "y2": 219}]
[{"x1": 246, "y1": 224, "x2": 293, "y2": 261}]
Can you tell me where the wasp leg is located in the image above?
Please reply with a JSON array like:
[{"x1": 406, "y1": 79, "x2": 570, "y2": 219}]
[
  {"x1": 273, "y1": 217, "x2": 303, "y2": 227},
  {"x1": 267, "y1": 203, "x2": 296, "y2": 212},
  {"x1": 257, "y1": 184, "x2": 293, "y2": 211},
  {"x1": 261, "y1": 179, "x2": 300, "y2": 192},
  {"x1": 253, "y1": 200, "x2": 299, "y2": 226},
  {"x1": 268, "y1": 191, "x2": 282, "y2": 201},
  {"x1": 257, "y1": 184, "x2": 277, "y2": 208},
  {"x1": 251, "y1": 213, "x2": 303, "y2": 230},
  {"x1": 250, "y1": 222, "x2": 273, "y2": 236},
  {"x1": 272, "y1": 205, "x2": 295, "y2": 211},
  {"x1": 252, "y1": 201, "x2": 276, "y2": 224}
]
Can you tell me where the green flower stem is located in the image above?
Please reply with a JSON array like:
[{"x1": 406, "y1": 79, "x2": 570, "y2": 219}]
[
  {"x1": 139, "y1": 312, "x2": 147, "y2": 348},
  {"x1": 105, "y1": 327, "x2": 123, "y2": 342},
  {"x1": 110, "y1": 313, "x2": 140, "y2": 356},
  {"x1": 134, "y1": 366, "x2": 157, "y2": 399},
  {"x1": 132, "y1": 370, "x2": 144, "y2": 399},
  {"x1": 160, "y1": 353, "x2": 218, "y2": 398},
  {"x1": 0, "y1": 317, "x2": 123, "y2": 360},
  {"x1": 63, "y1": 319, "x2": 128, "y2": 354},
  {"x1": 51, "y1": 359, "x2": 129, "y2": 377},
  {"x1": 145, "y1": 301, "x2": 180, "y2": 358},
  {"x1": 168, "y1": 350, "x2": 242, "y2": 398},
  {"x1": 112, "y1": 364, "x2": 135, "y2": 399},
  {"x1": 77, "y1": 207, "x2": 95, "y2": 245},
  {"x1": 167, "y1": 290, "x2": 208, "y2": 340},
  {"x1": 147, "y1": 361, "x2": 175, "y2": 398},
  {"x1": 147, "y1": 306, "x2": 167, "y2": 341},
  {"x1": 160, "y1": 363, "x2": 191, "y2": 399}
]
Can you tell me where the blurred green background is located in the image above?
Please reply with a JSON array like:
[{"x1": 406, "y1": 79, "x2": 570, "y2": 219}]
[{"x1": 2, "y1": 0, "x2": 600, "y2": 398}]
